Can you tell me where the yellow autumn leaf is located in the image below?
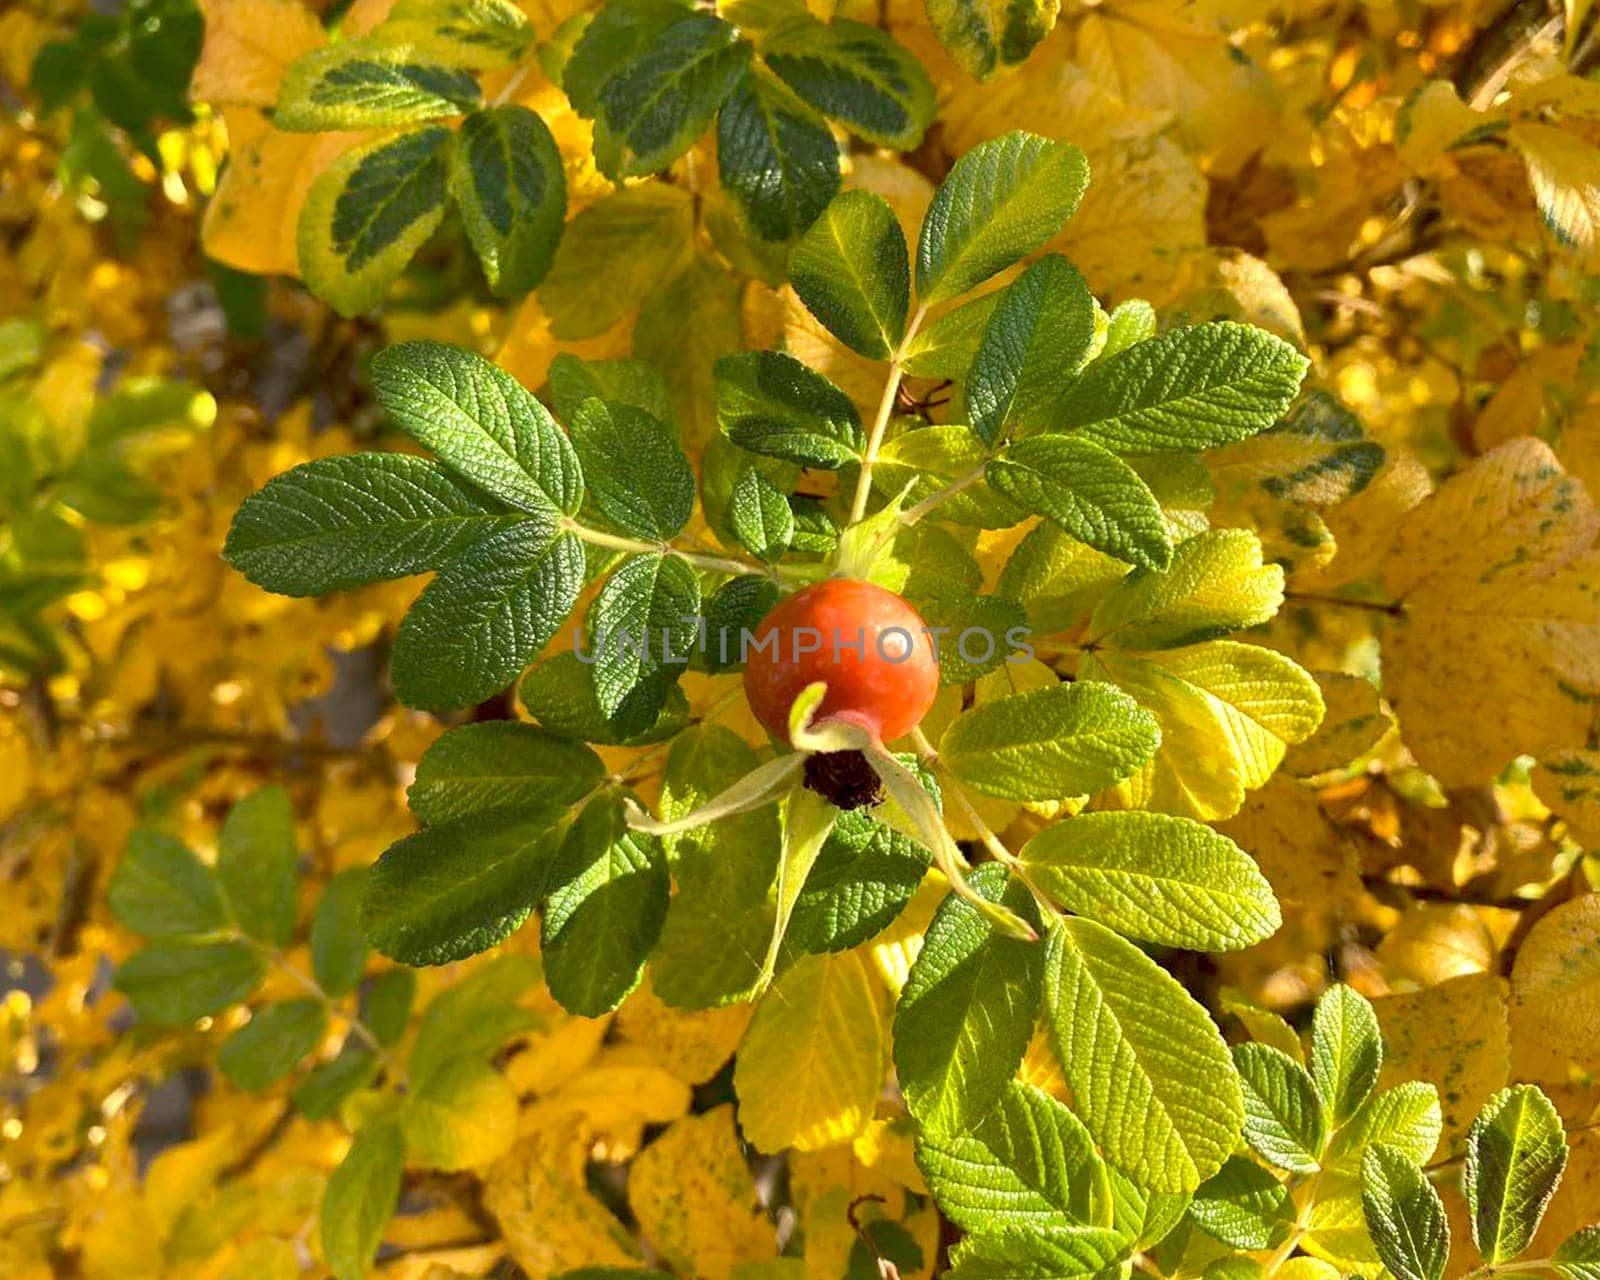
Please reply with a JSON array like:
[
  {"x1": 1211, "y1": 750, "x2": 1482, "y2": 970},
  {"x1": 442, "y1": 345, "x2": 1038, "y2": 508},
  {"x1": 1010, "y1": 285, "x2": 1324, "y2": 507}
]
[
  {"x1": 734, "y1": 950, "x2": 884, "y2": 1153},
  {"x1": 1372, "y1": 972, "x2": 1511, "y2": 1147},
  {"x1": 610, "y1": 982, "x2": 752, "y2": 1086},
  {"x1": 189, "y1": 0, "x2": 326, "y2": 109},
  {"x1": 1381, "y1": 438, "x2": 1600, "y2": 786},
  {"x1": 1510, "y1": 894, "x2": 1600, "y2": 1067},
  {"x1": 1511, "y1": 121, "x2": 1600, "y2": 264},
  {"x1": 1282, "y1": 673, "x2": 1391, "y2": 778},
  {"x1": 1376, "y1": 903, "x2": 1499, "y2": 988},
  {"x1": 1532, "y1": 748, "x2": 1600, "y2": 844},
  {"x1": 628, "y1": 1106, "x2": 777, "y2": 1280},
  {"x1": 1215, "y1": 776, "x2": 1363, "y2": 911}
]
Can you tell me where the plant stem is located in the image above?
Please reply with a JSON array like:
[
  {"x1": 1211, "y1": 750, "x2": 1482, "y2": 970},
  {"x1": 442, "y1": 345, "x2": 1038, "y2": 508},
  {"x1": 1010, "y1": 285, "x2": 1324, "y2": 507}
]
[
  {"x1": 898, "y1": 463, "x2": 987, "y2": 526},
  {"x1": 489, "y1": 62, "x2": 533, "y2": 106},
  {"x1": 1284, "y1": 591, "x2": 1406, "y2": 617},
  {"x1": 849, "y1": 306, "x2": 927, "y2": 525},
  {"x1": 565, "y1": 520, "x2": 783, "y2": 580},
  {"x1": 249, "y1": 939, "x2": 406, "y2": 1084}
]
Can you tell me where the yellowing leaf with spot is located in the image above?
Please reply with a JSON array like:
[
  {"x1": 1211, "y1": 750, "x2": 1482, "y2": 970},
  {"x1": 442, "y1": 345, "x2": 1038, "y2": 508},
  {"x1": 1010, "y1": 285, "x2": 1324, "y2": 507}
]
[
  {"x1": 611, "y1": 982, "x2": 751, "y2": 1086},
  {"x1": 1283, "y1": 673, "x2": 1391, "y2": 778},
  {"x1": 190, "y1": 0, "x2": 326, "y2": 108},
  {"x1": 484, "y1": 1121, "x2": 642, "y2": 1279},
  {"x1": 1511, "y1": 895, "x2": 1600, "y2": 1067},
  {"x1": 401, "y1": 1056, "x2": 520, "y2": 1171},
  {"x1": 1215, "y1": 777, "x2": 1362, "y2": 912},
  {"x1": 1376, "y1": 903, "x2": 1499, "y2": 987},
  {"x1": 1381, "y1": 438, "x2": 1600, "y2": 787},
  {"x1": 1532, "y1": 749, "x2": 1600, "y2": 843},
  {"x1": 628, "y1": 1107, "x2": 776, "y2": 1280},
  {"x1": 1512, "y1": 122, "x2": 1600, "y2": 265},
  {"x1": 1373, "y1": 973, "x2": 1511, "y2": 1147},
  {"x1": 735, "y1": 950, "x2": 884, "y2": 1153}
]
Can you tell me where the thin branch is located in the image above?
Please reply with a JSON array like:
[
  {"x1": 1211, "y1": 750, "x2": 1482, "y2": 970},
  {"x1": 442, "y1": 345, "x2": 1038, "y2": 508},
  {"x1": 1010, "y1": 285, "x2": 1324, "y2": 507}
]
[
  {"x1": 849, "y1": 307, "x2": 927, "y2": 524},
  {"x1": 1284, "y1": 592, "x2": 1406, "y2": 617}
]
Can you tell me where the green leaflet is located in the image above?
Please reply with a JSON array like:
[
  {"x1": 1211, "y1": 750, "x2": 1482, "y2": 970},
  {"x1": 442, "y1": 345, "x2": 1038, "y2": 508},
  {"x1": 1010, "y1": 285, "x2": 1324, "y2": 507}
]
[
  {"x1": 593, "y1": 13, "x2": 750, "y2": 178},
  {"x1": 1553, "y1": 1227, "x2": 1600, "y2": 1280},
  {"x1": 917, "y1": 592, "x2": 1028, "y2": 683},
  {"x1": 390, "y1": 524, "x2": 585, "y2": 711},
  {"x1": 938, "y1": 678, "x2": 1159, "y2": 802},
  {"x1": 1018, "y1": 811, "x2": 1279, "y2": 952},
  {"x1": 363, "y1": 811, "x2": 564, "y2": 965},
  {"x1": 917, "y1": 132, "x2": 1089, "y2": 306},
  {"x1": 521, "y1": 651, "x2": 692, "y2": 745},
  {"x1": 1325, "y1": 1081, "x2": 1442, "y2": 1171},
  {"x1": 370, "y1": 340, "x2": 584, "y2": 518},
  {"x1": 924, "y1": 0, "x2": 1059, "y2": 80},
  {"x1": 587, "y1": 553, "x2": 702, "y2": 725},
  {"x1": 222, "y1": 454, "x2": 517, "y2": 597},
  {"x1": 295, "y1": 1046, "x2": 381, "y2": 1121},
  {"x1": 570, "y1": 398, "x2": 695, "y2": 541},
  {"x1": 452, "y1": 105, "x2": 567, "y2": 297},
  {"x1": 914, "y1": 1080, "x2": 1108, "y2": 1234},
  {"x1": 1189, "y1": 1156, "x2": 1294, "y2": 1249},
  {"x1": 716, "y1": 69, "x2": 840, "y2": 243},
  {"x1": 310, "y1": 869, "x2": 369, "y2": 998},
  {"x1": 1103, "y1": 299, "x2": 1156, "y2": 356},
  {"x1": 218, "y1": 785, "x2": 300, "y2": 946},
  {"x1": 563, "y1": 0, "x2": 696, "y2": 115},
  {"x1": 966, "y1": 255, "x2": 1095, "y2": 442},
  {"x1": 1310, "y1": 983, "x2": 1383, "y2": 1126},
  {"x1": 360, "y1": 970, "x2": 417, "y2": 1046},
  {"x1": 274, "y1": 40, "x2": 481, "y2": 131},
  {"x1": 539, "y1": 184, "x2": 695, "y2": 339},
  {"x1": 1041, "y1": 916, "x2": 1243, "y2": 1193},
  {"x1": 761, "y1": 16, "x2": 935, "y2": 150},
  {"x1": 999, "y1": 520, "x2": 1127, "y2": 633},
  {"x1": 113, "y1": 941, "x2": 267, "y2": 1025},
  {"x1": 400, "y1": 1054, "x2": 518, "y2": 1169},
  {"x1": 1465, "y1": 1085, "x2": 1568, "y2": 1264},
  {"x1": 893, "y1": 865, "x2": 1043, "y2": 1134},
  {"x1": 1361, "y1": 1145, "x2": 1450, "y2": 1280},
  {"x1": 321, "y1": 1121, "x2": 404, "y2": 1280},
  {"x1": 634, "y1": 251, "x2": 744, "y2": 451},
  {"x1": 106, "y1": 829, "x2": 227, "y2": 939},
  {"x1": 728, "y1": 466, "x2": 794, "y2": 562},
  {"x1": 541, "y1": 794, "x2": 669, "y2": 1015},
  {"x1": 902, "y1": 289, "x2": 1005, "y2": 380},
  {"x1": 944, "y1": 1227, "x2": 1131, "y2": 1279},
  {"x1": 987, "y1": 435, "x2": 1172, "y2": 571},
  {"x1": 1059, "y1": 321, "x2": 1309, "y2": 456},
  {"x1": 873, "y1": 425, "x2": 1025, "y2": 529},
  {"x1": 297, "y1": 125, "x2": 454, "y2": 317},
  {"x1": 714, "y1": 350, "x2": 863, "y2": 468},
  {"x1": 788, "y1": 190, "x2": 909, "y2": 360},
  {"x1": 408, "y1": 953, "x2": 542, "y2": 1085},
  {"x1": 1087, "y1": 529, "x2": 1285, "y2": 650},
  {"x1": 549, "y1": 354, "x2": 674, "y2": 426},
  {"x1": 219, "y1": 999, "x2": 327, "y2": 1090},
  {"x1": 786, "y1": 808, "x2": 931, "y2": 953},
  {"x1": 1232, "y1": 1042, "x2": 1327, "y2": 1173},
  {"x1": 703, "y1": 573, "x2": 782, "y2": 673},
  {"x1": 408, "y1": 721, "x2": 605, "y2": 824}
]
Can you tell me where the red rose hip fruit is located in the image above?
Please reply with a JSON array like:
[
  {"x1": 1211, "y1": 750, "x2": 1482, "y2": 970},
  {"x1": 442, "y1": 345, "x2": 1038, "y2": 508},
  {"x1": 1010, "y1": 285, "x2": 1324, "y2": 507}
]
[{"x1": 742, "y1": 579, "x2": 940, "y2": 744}]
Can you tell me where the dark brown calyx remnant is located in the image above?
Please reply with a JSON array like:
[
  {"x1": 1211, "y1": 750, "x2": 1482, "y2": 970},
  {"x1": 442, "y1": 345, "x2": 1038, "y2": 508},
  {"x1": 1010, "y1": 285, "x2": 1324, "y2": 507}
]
[{"x1": 802, "y1": 750, "x2": 882, "y2": 811}]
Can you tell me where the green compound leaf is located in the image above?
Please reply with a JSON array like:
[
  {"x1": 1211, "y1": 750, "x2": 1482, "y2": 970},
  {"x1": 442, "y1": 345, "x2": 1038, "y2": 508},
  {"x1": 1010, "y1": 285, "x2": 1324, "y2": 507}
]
[
  {"x1": 925, "y1": 0, "x2": 1059, "y2": 80},
  {"x1": 1087, "y1": 529, "x2": 1284, "y2": 650},
  {"x1": 1232, "y1": 1042, "x2": 1327, "y2": 1173},
  {"x1": 390, "y1": 524, "x2": 585, "y2": 711},
  {"x1": 966, "y1": 254, "x2": 1095, "y2": 443},
  {"x1": 1465, "y1": 1085, "x2": 1569, "y2": 1264},
  {"x1": 1326, "y1": 1081, "x2": 1443, "y2": 1172},
  {"x1": 728, "y1": 466, "x2": 794, "y2": 562},
  {"x1": 1190, "y1": 1156, "x2": 1294, "y2": 1250},
  {"x1": 587, "y1": 553, "x2": 701, "y2": 725},
  {"x1": 297, "y1": 125, "x2": 454, "y2": 318},
  {"x1": 541, "y1": 794, "x2": 669, "y2": 1016},
  {"x1": 570, "y1": 398, "x2": 695, "y2": 541},
  {"x1": 1041, "y1": 916, "x2": 1244, "y2": 1194},
  {"x1": 987, "y1": 435, "x2": 1171, "y2": 571},
  {"x1": 274, "y1": 40, "x2": 482, "y2": 131},
  {"x1": 716, "y1": 68, "x2": 840, "y2": 243},
  {"x1": 893, "y1": 865, "x2": 1043, "y2": 1134},
  {"x1": 715, "y1": 350, "x2": 863, "y2": 469},
  {"x1": 321, "y1": 1120, "x2": 404, "y2": 1280},
  {"x1": 1310, "y1": 983, "x2": 1383, "y2": 1126},
  {"x1": 452, "y1": 105, "x2": 567, "y2": 297},
  {"x1": 113, "y1": 941, "x2": 267, "y2": 1025},
  {"x1": 916, "y1": 131, "x2": 1089, "y2": 306},
  {"x1": 593, "y1": 13, "x2": 749, "y2": 178},
  {"x1": 218, "y1": 785, "x2": 300, "y2": 947},
  {"x1": 938, "y1": 679, "x2": 1159, "y2": 802},
  {"x1": 363, "y1": 811, "x2": 564, "y2": 965},
  {"x1": 914, "y1": 1079, "x2": 1108, "y2": 1234},
  {"x1": 107, "y1": 829, "x2": 227, "y2": 939},
  {"x1": 219, "y1": 998, "x2": 328, "y2": 1090},
  {"x1": 408, "y1": 721, "x2": 605, "y2": 824},
  {"x1": 1059, "y1": 321, "x2": 1309, "y2": 456},
  {"x1": 1361, "y1": 1144, "x2": 1450, "y2": 1280},
  {"x1": 223, "y1": 454, "x2": 516, "y2": 598},
  {"x1": 761, "y1": 16, "x2": 934, "y2": 150},
  {"x1": 1018, "y1": 810, "x2": 1279, "y2": 952},
  {"x1": 371, "y1": 340, "x2": 584, "y2": 518},
  {"x1": 788, "y1": 190, "x2": 909, "y2": 360},
  {"x1": 787, "y1": 808, "x2": 931, "y2": 953}
]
